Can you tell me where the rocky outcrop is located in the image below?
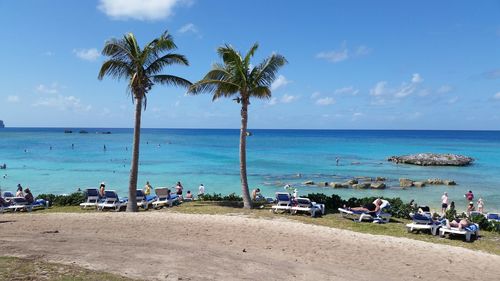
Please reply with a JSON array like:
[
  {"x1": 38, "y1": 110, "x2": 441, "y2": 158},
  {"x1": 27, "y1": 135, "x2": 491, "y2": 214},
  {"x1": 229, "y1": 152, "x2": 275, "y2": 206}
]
[
  {"x1": 0, "y1": 120, "x2": 4, "y2": 128},
  {"x1": 399, "y1": 178, "x2": 414, "y2": 187},
  {"x1": 346, "y1": 179, "x2": 358, "y2": 185},
  {"x1": 388, "y1": 153, "x2": 473, "y2": 166},
  {"x1": 427, "y1": 178, "x2": 456, "y2": 185},
  {"x1": 329, "y1": 182, "x2": 347, "y2": 188},
  {"x1": 303, "y1": 181, "x2": 315, "y2": 185},
  {"x1": 353, "y1": 182, "x2": 371, "y2": 189},
  {"x1": 413, "y1": 181, "x2": 426, "y2": 188},
  {"x1": 370, "y1": 182, "x2": 386, "y2": 189}
]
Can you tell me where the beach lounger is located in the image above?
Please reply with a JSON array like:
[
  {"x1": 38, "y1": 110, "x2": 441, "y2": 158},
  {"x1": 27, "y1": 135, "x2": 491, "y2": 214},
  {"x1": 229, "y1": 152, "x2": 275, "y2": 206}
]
[
  {"x1": 151, "y1": 188, "x2": 178, "y2": 209},
  {"x1": 485, "y1": 213, "x2": 499, "y2": 222},
  {"x1": 97, "y1": 190, "x2": 126, "y2": 211},
  {"x1": 406, "y1": 213, "x2": 444, "y2": 235},
  {"x1": 271, "y1": 192, "x2": 292, "y2": 213},
  {"x1": 136, "y1": 190, "x2": 157, "y2": 209},
  {"x1": 79, "y1": 188, "x2": 100, "y2": 209},
  {"x1": 1, "y1": 191, "x2": 15, "y2": 200},
  {"x1": 290, "y1": 197, "x2": 325, "y2": 217},
  {"x1": 439, "y1": 224, "x2": 480, "y2": 242},
  {"x1": 7, "y1": 197, "x2": 47, "y2": 212},
  {"x1": 338, "y1": 208, "x2": 392, "y2": 223}
]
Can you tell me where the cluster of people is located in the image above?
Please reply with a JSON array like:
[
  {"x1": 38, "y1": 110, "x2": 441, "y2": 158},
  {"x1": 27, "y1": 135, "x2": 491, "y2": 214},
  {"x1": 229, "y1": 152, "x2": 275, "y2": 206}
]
[
  {"x1": 440, "y1": 190, "x2": 484, "y2": 216},
  {"x1": 141, "y1": 181, "x2": 206, "y2": 201},
  {"x1": 0, "y1": 184, "x2": 35, "y2": 207}
]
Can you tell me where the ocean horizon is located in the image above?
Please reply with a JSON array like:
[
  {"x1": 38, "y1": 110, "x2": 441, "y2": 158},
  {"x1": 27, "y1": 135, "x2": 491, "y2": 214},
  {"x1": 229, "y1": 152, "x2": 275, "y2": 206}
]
[{"x1": 1, "y1": 127, "x2": 499, "y2": 212}]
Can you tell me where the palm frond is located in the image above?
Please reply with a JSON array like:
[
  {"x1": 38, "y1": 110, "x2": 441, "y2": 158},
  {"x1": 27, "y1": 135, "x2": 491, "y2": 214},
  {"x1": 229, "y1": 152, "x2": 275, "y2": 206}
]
[
  {"x1": 252, "y1": 54, "x2": 288, "y2": 87},
  {"x1": 151, "y1": 75, "x2": 192, "y2": 88},
  {"x1": 98, "y1": 60, "x2": 133, "y2": 80},
  {"x1": 145, "y1": 53, "x2": 189, "y2": 75},
  {"x1": 243, "y1": 42, "x2": 259, "y2": 68},
  {"x1": 250, "y1": 86, "x2": 272, "y2": 99}
]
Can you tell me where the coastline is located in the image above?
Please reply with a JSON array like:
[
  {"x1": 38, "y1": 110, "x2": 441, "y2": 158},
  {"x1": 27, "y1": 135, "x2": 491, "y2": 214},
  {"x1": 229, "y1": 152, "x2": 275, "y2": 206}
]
[{"x1": 1, "y1": 211, "x2": 499, "y2": 281}]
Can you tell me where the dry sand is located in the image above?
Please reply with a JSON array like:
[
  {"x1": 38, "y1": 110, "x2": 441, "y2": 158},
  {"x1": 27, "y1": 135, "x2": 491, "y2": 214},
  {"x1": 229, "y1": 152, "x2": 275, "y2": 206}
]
[{"x1": 0, "y1": 212, "x2": 499, "y2": 281}]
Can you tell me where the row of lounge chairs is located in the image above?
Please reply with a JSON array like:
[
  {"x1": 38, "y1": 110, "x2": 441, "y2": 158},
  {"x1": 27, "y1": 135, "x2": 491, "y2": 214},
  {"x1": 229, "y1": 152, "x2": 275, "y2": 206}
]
[
  {"x1": 1, "y1": 191, "x2": 48, "y2": 213},
  {"x1": 79, "y1": 188, "x2": 180, "y2": 211},
  {"x1": 271, "y1": 192, "x2": 325, "y2": 217}
]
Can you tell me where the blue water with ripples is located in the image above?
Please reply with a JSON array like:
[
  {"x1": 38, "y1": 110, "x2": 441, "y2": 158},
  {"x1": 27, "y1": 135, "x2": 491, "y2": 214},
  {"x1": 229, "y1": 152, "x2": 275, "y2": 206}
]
[{"x1": 0, "y1": 128, "x2": 499, "y2": 212}]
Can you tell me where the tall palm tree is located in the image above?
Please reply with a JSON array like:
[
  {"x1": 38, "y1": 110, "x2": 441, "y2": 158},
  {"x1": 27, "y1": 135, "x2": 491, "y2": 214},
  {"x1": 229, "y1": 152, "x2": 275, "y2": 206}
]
[
  {"x1": 98, "y1": 31, "x2": 191, "y2": 212},
  {"x1": 188, "y1": 43, "x2": 287, "y2": 209}
]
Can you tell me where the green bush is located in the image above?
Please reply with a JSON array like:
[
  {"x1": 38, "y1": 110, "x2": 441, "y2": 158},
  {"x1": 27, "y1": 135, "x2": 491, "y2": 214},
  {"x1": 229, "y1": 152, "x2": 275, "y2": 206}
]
[
  {"x1": 37, "y1": 192, "x2": 86, "y2": 206},
  {"x1": 198, "y1": 193, "x2": 243, "y2": 202}
]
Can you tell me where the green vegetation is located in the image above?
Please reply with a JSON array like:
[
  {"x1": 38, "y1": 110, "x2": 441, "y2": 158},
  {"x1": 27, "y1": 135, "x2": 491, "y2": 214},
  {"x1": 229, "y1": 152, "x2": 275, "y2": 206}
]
[
  {"x1": 98, "y1": 30, "x2": 191, "y2": 212},
  {"x1": 188, "y1": 43, "x2": 287, "y2": 209},
  {"x1": 0, "y1": 256, "x2": 140, "y2": 281}
]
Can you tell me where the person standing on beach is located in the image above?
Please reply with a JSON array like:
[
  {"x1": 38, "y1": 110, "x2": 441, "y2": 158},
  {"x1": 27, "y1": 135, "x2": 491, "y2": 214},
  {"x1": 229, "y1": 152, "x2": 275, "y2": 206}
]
[
  {"x1": 143, "y1": 181, "x2": 152, "y2": 196},
  {"x1": 198, "y1": 184, "x2": 205, "y2": 196},
  {"x1": 477, "y1": 198, "x2": 484, "y2": 213},
  {"x1": 441, "y1": 192, "x2": 449, "y2": 214},
  {"x1": 16, "y1": 184, "x2": 24, "y2": 197},
  {"x1": 175, "y1": 181, "x2": 183, "y2": 196},
  {"x1": 99, "y1": 182, "x2": 106, "y2": 198}
]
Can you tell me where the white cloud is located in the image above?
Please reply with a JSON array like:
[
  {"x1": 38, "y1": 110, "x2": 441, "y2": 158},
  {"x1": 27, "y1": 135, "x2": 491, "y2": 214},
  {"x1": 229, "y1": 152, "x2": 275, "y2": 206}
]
[
  {"x1": 73, "y1": 48, "x2": 100, "y2": 61},
  {"x1": 178, "y1": 23, "x2": 198, "y2": 34},
  {"x1": 411, "y1": 73, "x2": 423, "y2": 83},
  {"x1": 315, "y1": 97, "x2": 335, "y2": 106},
  {"x1": 316, "y1": 49, "x2": 348, "y2": 63},
  {"x1": 352, "y1": 112, "x2": 363, "y2": 121},
  {"x1": 98, "y1": 0, "x2": 188, "y2": 21},
  {"x1": 370, "y1": 81, "x2": 387, "y2": 96},
  {"x1": 334, "y1": 86, "x2": 359, "y2": 95},
  {"x1": 310, "y1": 92, "x2": 321, "y2": 99},
  {"x1": 267, "y1": 97, "x2": 277, "y2": 106},
  {"x1": 7, "y1": 95, "x2": 20, "y2": 103},
  {"x1": 271, "y1": 75, "x2": 291, "y2": 91},
  {"x1": 280, "y1": 94, "x2": 297, "y2": 103},
  {"x1": 317, "y1": 41, "x2": 370, "y2": 63},
  {"x1": 36, "y1": 83, "x2": 61, "y2": 94},
  {"x1": 34, "y1": 95, "x2": 92, "y2": 112},
  {"x1": 437, "y1": 85, "x2": 452, "y2": 94},
  {"x1": 494, "y1": 92, "x2": 500, "y2": 100}
]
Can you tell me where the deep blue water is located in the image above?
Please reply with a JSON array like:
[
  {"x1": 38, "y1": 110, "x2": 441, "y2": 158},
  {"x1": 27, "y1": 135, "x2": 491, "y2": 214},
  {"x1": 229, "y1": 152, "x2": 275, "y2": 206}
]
[{"x1": 0, "y1": 128, "x2": 499, "y2": 212}]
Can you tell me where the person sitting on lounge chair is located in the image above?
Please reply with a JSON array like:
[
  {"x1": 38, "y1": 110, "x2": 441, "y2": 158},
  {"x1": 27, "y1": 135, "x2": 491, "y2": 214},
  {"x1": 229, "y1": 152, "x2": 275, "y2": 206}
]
[
  {"x1": 99, "y1": 182, "x2": 106, "y2": 198},
  {"x1": 447, "y1": 218, "x2": 472, "y2": 230},
  {"x1": 185, "y1": 190, "x2": 193, "y2": 200},
  {"x1": 350, "y1": 198, "x2": 383, "y2": 215},
  {"x1": 16, "y1": 184, "x2": 24, "y2": 197},
  {"x1": 24, "y1": 188, "x2": 34, "y2": 204}
]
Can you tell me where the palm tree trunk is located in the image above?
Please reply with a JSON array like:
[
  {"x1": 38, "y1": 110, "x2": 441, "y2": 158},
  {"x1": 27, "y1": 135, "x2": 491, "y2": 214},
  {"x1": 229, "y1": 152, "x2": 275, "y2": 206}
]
[
  {"x1": 127, "y1": 95, "x2": 142, "y2": 212},
  {"x1": 240, "y1": 100, "x2": 252, "y2": 209}
]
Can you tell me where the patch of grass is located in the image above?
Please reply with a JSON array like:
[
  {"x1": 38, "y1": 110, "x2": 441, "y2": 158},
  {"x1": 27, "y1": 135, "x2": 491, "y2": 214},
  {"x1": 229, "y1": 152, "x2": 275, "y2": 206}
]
[
  {"x1": 173, "y1": 201, "x2": 500, "y2": 255},
  {"x1": 0, "y1": 256, "x2": 140, "y2": 281}
]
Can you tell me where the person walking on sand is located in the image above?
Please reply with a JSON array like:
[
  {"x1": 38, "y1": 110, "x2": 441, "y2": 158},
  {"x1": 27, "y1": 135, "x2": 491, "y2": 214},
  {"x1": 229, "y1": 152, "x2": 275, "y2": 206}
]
[{"x1": 441, "y1": 192, "x2": 449, "y2": 215}]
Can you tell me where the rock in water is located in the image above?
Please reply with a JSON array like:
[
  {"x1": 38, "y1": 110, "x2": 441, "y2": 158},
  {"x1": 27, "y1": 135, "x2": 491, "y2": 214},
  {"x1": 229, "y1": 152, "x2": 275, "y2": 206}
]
[
  {"x1": 399, "y1": 178, "x2": 414, "y2": 187},
  {"x1": 388, "y1": 153, "x2": 473, "y2": 166},
  {"x1": 413, "y1": 181, "x2": 426, "y2": 188}
]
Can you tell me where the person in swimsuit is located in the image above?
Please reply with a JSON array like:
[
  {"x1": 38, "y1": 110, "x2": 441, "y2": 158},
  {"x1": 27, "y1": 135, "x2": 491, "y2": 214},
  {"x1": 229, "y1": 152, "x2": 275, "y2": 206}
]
[{"x1": 351, "y1": 199, "x2": 382, "y2": 214}]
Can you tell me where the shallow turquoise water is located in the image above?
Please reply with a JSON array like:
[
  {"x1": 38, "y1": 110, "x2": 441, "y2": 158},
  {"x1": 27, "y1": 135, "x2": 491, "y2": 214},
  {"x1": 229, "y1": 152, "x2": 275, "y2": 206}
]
[{"x1": 0, "y1": 128, "x2": 499, "y2": 212}]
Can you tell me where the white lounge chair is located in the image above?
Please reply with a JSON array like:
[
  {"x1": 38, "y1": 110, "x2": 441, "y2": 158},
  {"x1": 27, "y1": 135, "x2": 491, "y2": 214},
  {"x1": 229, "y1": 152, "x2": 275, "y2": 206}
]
[
  {"x1": 97, "y1": 190, "x2": 126, "y2": 211},
  {"x1": 151, "y1": 188, "x2": 178, "y2": 209},
  {"x1": 271, "y1": 192, "x2": 292, "y2": 213},
  {"x1": 439, "y1": 223, "x2": 479, "y2": 242},
  {"x1": 79, "y1": 188, "x2": 100, "y2": 209},
  {"x1": 338, "y1": 207, "x2": 392, "y2": 223},
  {"x1": 406, "y1": 213, "x2": 444, "y2": 235},
  {"x1": 485, "y1": 213, "x2": 499, "y2": 222},
  {"x1": 7, "y1": 197, "x2": 47, "y2": 212},
  {"x1": 2, "y1": 191, "x2": 15, "y2": 200},
  {"x1": 290, "y1": 197, "x2": 325, "y2": 217},
  {"x1": 136, "y1": 190, "x2": 157, "y2": 209}
]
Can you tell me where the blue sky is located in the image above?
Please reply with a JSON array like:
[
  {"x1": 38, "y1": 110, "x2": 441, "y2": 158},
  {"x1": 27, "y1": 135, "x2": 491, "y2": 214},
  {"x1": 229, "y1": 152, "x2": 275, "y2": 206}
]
[{"x1": 0, "y1": 0, "x2": 498, "y2": 129}]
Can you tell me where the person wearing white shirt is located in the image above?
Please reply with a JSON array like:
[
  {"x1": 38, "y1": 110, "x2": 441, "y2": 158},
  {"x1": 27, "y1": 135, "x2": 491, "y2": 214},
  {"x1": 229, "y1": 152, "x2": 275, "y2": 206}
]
[
  {"x1": 198, "y1": 184, "x2": 205, "y2": 196},
  {"x1": 441, "y1": 192, "x2": 449, "y2": 214}
]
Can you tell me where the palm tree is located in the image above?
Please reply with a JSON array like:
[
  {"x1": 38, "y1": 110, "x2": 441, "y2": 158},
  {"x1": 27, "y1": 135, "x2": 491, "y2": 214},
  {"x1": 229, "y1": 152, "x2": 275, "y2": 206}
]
[
  {"x1": 188, "y1": 43, "x2": 287, "y2": 209},
  {"x1": 98, "y1": 31, "x2": 191, "y2": 212}
]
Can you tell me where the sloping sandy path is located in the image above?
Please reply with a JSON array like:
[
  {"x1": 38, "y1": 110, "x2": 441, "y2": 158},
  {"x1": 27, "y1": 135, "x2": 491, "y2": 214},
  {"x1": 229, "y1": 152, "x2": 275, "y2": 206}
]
[{"x1": 0, "y1": 212, "x2": 498, "y2": 281}]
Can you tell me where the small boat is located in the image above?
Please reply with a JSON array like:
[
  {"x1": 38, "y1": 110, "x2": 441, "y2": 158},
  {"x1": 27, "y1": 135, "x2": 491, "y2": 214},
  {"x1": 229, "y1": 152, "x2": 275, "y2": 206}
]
[
  {"x1": 64, "y1": 130, "x2": 73, "y2": 133},
  {"x1": 79, "y1": 130, "x2": 88, "y2": 134}
]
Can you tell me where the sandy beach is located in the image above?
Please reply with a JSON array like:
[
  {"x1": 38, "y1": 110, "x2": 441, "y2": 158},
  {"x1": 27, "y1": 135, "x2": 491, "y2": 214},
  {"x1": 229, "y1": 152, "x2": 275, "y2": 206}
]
[{"x1": 0, "y1": 212, "x2": 498, "y2": 281}]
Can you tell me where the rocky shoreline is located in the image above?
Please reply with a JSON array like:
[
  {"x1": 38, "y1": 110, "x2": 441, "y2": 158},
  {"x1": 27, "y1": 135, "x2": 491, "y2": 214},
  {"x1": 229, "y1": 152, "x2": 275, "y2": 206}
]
[
  {"x1": 388, "y1": 153, "x2": 473, "y2": 166},
  {"x1": 301, "y1": 176, "x2": 456, "y2": 190}
]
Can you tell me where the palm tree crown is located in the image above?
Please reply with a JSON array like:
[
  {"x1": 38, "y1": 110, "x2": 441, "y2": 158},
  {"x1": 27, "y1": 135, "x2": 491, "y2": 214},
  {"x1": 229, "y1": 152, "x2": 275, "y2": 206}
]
[
  {"x1": 188, "y1": 43, "x2": 287, "y2": 103},
  {"x1": 98, "y1": 31, "x2": 191, "y2": 107}
]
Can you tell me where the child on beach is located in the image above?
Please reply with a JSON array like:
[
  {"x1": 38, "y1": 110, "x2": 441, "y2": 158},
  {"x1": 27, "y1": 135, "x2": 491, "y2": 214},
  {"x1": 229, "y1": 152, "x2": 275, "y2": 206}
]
[
  {"x1": 477, "y1": 198, "x2": 484, "y2": 213},
  {"x1": 466, "y1": 202, "x2": 475, "y2": 217}
]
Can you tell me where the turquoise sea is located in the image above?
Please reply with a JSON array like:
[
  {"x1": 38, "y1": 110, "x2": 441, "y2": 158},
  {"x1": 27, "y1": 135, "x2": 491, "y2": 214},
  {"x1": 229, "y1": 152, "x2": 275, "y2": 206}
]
[{"x1": 0, "y1": 128, "x2": 499, "y2": 212}]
